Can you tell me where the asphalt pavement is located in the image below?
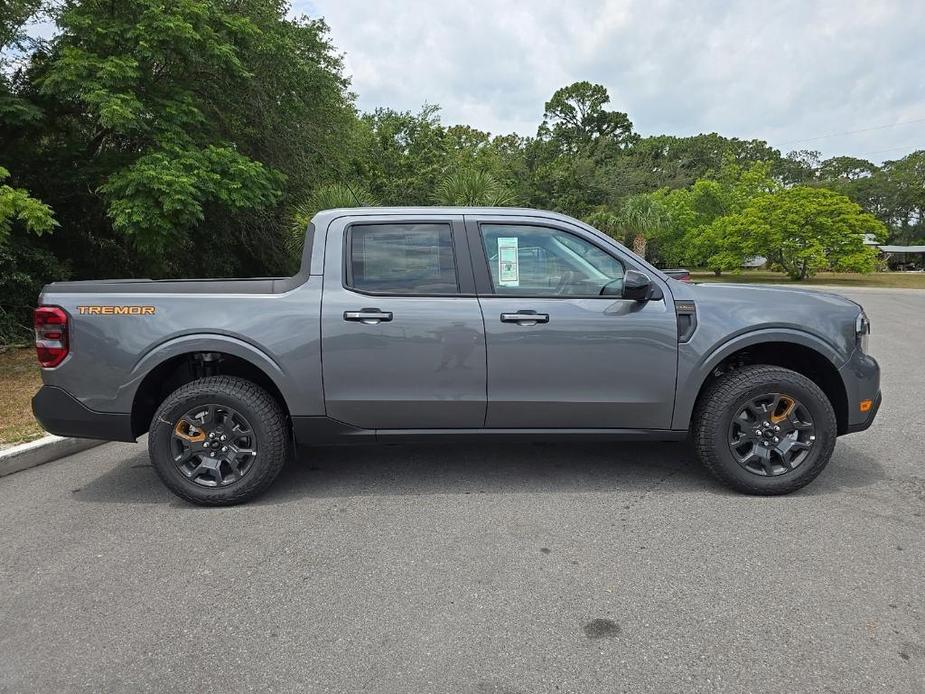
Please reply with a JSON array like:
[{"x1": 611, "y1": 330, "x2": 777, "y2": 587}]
[{"x1": 1, "y1": 287, "x2": 923, "y2": 693}]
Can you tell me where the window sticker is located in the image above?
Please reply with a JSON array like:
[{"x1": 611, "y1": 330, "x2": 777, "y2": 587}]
[{"x1": 498, "y1": 237, "x2": 519, "y2": 287}]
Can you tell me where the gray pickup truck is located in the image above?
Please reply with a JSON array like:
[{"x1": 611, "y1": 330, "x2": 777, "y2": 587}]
[{"x1": 32, "y1": 207, "x2": 881, "y2": 505}]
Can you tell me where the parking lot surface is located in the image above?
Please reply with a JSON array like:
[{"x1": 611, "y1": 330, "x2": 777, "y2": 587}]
[{"x1": 1, "y1": 287, "x2": 923, "y2": 693}]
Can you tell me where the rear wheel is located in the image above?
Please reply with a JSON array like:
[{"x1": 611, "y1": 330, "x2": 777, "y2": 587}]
[
  {"x1": 148, "y1": 376, "x2": 289, "y2": 505},
  {"x1": 693, "y1": 365, "x2": 837, "y2": 495}
]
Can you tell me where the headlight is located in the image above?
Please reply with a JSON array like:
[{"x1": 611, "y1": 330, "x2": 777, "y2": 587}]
[{"x1": 855, "y1": 310, "x2": 870, "y2": 353}]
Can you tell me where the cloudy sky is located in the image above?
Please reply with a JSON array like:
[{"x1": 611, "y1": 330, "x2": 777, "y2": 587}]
[{"x1": 294, "y1": 0, "x2": 924, "y2": 163}]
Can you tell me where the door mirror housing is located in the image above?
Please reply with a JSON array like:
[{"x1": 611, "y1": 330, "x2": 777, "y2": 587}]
[{"x1": 622, "y1": 269, "x2": 655, "y2": 301}]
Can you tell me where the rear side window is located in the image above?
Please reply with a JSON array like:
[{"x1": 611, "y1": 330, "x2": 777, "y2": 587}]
[{"x1": 347, "y1": 223, "x2": 459, "y2": 295}]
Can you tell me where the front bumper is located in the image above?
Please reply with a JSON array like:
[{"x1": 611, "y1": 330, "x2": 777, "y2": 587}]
[
  {"x1": 32, "y1": 386, "x2": 135, "y2": 442},
  {"x1": 838, "y1": 349, "x2": 881, "y2": 435}
]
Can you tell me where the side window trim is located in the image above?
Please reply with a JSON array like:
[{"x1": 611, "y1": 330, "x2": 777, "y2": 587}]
[
  {"x1": 467, "y1": 219, "x2": 628, "y2": 299},
  {"x1": 342, "y1": 218, "x2": 475, "y2": 297}
]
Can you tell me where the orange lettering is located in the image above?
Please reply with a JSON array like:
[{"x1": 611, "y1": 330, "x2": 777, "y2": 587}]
[{"x1": 75, "y1": 304, "x2": 155, "y2": 316}]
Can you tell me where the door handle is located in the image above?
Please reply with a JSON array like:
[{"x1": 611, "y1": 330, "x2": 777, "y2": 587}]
[
  {"x1": 344, "y1": 309, "x2": 393, "y2": 323},
  {"x1": 500, "y1": 311, "x2": 549, "y2": 325}
]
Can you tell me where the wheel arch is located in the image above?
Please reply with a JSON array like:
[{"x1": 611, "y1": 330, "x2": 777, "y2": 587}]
[
  {"x1": 675, "y1": 330, "x2": 850, "y2": 435},
  {"x1": 128, "y1": 335, "x2": 292, "y2": 438}
]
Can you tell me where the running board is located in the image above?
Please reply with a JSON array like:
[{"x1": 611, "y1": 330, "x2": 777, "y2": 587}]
[{"x1": 291, "y1": 416, "x2": 687, "y2": 446}]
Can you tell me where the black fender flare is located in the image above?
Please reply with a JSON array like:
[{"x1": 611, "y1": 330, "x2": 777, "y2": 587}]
[
  {"x1": 671, "y1": 328, "x2": 847, "y2": 431},
  {"x1": 124, "y1": 333, "x2": 295, "y2": 418}
]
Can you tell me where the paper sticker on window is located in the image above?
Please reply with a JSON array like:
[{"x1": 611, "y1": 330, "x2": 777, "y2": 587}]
[{"x1": 498, "y1": 237, "x2": 519, "y2": 287}]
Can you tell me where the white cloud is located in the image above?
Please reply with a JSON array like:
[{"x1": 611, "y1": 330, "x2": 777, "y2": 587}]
[{"x1": 294, "y1": 0, "x2": 925, "y2": 162}]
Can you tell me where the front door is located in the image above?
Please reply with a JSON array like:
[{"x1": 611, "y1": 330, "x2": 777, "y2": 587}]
[
  {"x1": 468, "y1": 217, "x2": 678, "y2": 429},
  {"x1": 321, "y1": 215, "x2": 486, "y2": 429}
]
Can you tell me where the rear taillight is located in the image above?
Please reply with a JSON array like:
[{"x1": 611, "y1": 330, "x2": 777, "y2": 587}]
[{"x1": 34, "y1": 306, "x2": 69, "y2": 367}]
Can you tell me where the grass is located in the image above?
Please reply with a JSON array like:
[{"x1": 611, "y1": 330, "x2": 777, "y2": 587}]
[
  {"x1": 690, "y1": 270, "x2": 925, "y2": 289},
  {"x1": 0, "y1": 347, "x2": 44, "y2": 446}
]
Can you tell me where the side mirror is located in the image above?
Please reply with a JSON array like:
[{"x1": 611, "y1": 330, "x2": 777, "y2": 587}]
[{"x1": 622, "y1": 269, "x2": 653, "y2": 301}]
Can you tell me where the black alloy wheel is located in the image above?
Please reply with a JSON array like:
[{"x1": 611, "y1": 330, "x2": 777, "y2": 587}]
[
  {"x1": 171, "y1": 404, "x2": 258, "y2": 487},
  {"x1": 728, "y1": 393, "x2": 815, "y2": 477}
]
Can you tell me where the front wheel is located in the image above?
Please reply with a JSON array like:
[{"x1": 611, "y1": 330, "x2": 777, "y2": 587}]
[
  {"x1": 148, "y1": 376, "x2": 290, "y2": 505},
  {"x1": 692, "y1": 365, "x2": 837, "y2": 495}
]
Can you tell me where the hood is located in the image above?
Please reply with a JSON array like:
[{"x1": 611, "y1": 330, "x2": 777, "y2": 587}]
[
  {"x1": 677, "y1": 281, "x2": 864, "y2": 361},
  {"x1": 688, "y1": 282, "x2": 861, "y2": 310}
]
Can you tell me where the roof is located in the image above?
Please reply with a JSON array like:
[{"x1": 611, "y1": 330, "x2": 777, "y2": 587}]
[
  {"x1": 311, "y1": 206, "x2": 581, "y2": 225},
  {"x1": 879, "y1": 245, "x2": 925, "y2": 253}
]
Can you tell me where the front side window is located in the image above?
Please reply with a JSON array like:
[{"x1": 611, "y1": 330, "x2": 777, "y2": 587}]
[
  {"x1": 480, "y1": 224, "x2": 624, "y2": 296},
  {"x1": 348, "y1": 223, "x2": 459, "y2": 294}
]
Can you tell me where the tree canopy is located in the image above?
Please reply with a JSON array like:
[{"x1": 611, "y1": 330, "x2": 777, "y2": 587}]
[
  {"x1": 539, "y1": 81, "x2": 638, "y2": 154},
  {"x1": 725, "y1": 187, "x2": 886, "y2": 280}
]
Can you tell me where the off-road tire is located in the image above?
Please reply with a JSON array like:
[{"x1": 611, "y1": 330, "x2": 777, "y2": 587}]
[
  {"x1": 692, "y1": 365, "x2": 837, "y2": 495},
  {"x1": 148, "y1": 376, "x2": 290, "y2": 506}
]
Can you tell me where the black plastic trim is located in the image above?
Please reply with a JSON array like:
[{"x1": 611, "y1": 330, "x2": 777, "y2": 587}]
[
  {"x1": 32, "y1": 386, "x2": 135, "y2": 442},
  {"x1": 675, "y1": 300, "x2": 698, "y2": 343},
  {"x1": 291, "y1": 415, "x2": 688, "y2": 446},
  {"x1": 292, "y1": 416, "x2": 374, "y2": 445},
  {"x1": 373, "y1": 428, "x2": 688, "y2": 443}
]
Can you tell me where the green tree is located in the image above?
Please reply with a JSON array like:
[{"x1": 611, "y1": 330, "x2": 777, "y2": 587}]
[
  {"x1": 658, "y1": 160, "x2": 778, "y2": 272},
  {"x1": 778, "y1": 150, "x2": 821, "y2": 185},
  {"x1": 288, "y1": 182, "x2": 377, "y2": 257},
  {"x1": 353, "y1": 105, "x2": 448, "y2": 205},
  {"x1": 818, "y1": 156, "x2": 878, "y2": 182},
  {"x1": 524, "y1": 150, "x2": 608, "y2": 217},
  {"x1": 617, "y1": 193, "x2": 669, "y2": 259},
  {"x1": 603, "y1": 133, "x2": 785, "y2": 198},
  {"x1": 724, "y1": 187, "x2": 886, "y2": 279},
  {"x1": 1, "y1": 1, "x2": 54, "y2": 237},
  {"x1": 583, "y1": 206, "x2": 621, "y2": 240},
  {"x1": 350, "y1": 108, "x2": 525, "y2": 208},
  {"x1": 539, "y1": 81, "x2": 637, "y2": 154},
  {"x1": 0, "y1": 165, "x2": 56, "y2": 244},
  {"x1": 37, "y1": 0, "x2": 282, "y2": 258},
  {"x1": 875, "y1": 151, "x2": 925, "y2": 243},
  {"x1": 0, "y1": 162, "x2": 58, "y2": 341},
  {"x1": 25, "y1": 0, "x2": 353, "y2": 273},
  {"x1": 433, "y1": 169, "x2": 515, "y2": 206},
  {"x1": 694, "y1": 212, "x2": 761, "y2": 275},
  {"x1": 522, "y1": 82, "x2": 638, "y2": 218}
]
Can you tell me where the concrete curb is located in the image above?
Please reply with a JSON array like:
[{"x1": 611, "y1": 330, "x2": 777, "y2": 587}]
[{"x1": 0, "y1": 435, "x2": 104, "y2": 478}]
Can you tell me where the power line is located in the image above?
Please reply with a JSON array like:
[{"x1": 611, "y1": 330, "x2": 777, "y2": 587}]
[
  {"x1": 778, "y1": 116, "x2": 925, "y2": 146},
  {"x1": 854, "y1": 143, "x2": 923, "y2": 158}
]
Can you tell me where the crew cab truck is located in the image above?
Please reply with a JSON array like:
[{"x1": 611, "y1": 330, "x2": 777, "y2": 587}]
[{"x1": 32, "y1": 208, "x2": 881, "y2": 505}]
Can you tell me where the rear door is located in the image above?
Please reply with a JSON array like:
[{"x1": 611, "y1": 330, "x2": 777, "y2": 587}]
[
  {"x1": 321, "y1": 214, "x2": 486, "y2": 429},
  {"x1": 467, "y1": 215, "x2": 678, "y2": 429}
]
